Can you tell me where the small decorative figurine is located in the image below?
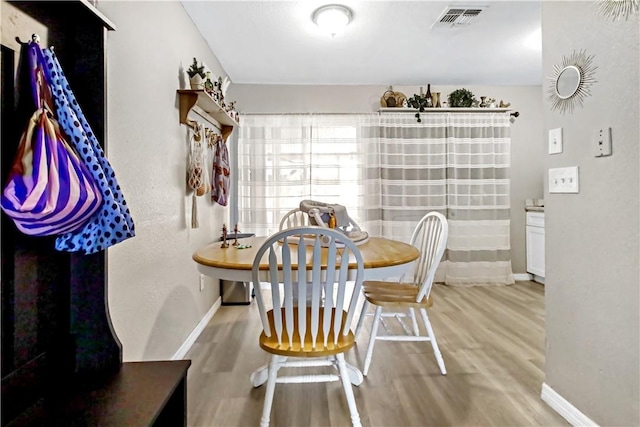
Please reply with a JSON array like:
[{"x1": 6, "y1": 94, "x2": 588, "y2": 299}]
[
  {"x1": 233, "y1": 223, "x2": 240, "y2": 246},
  {"x1": 204, "y1": 71, "x2": 215, "y2": 95},
  {"x1": 216, "y1": 77, "x2": 224, "y2": 105},
  {"x1": 221, "y1": 224, "x2": 229, "y2": 248}
]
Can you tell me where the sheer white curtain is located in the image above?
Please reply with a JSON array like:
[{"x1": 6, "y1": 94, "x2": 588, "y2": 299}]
[
  {"x1": 376, "y1": 112, "x2": 448, "y2": 243},
  {"x1": 236, "y1": 114, "x2": 378, "y2": 237},
  {"x1": 376, "y1": 112, "x2": 514, "y2": 286},
  {"x1": 444, "y1": 113, "x2": 514, "y2": 286}
]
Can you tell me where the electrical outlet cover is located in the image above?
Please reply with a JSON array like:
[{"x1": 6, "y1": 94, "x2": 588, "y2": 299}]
[{"x1": 594, "y1": 127, "x2": 612, "y2": 157}]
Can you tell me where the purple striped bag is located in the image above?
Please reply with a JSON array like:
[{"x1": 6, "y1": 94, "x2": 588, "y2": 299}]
[{"x1": 0, "y1": 43, "x2": 102, "y2": 236}]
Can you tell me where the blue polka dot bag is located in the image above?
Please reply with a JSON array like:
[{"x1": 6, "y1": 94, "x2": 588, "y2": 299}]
[{"x1": 40, "y1": 45, "x2": 135, "y2": 254}]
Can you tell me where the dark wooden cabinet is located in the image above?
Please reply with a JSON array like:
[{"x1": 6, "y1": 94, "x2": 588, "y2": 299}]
[{"x1": 1, "y1": 2, "x2": 190, "y2": 425}]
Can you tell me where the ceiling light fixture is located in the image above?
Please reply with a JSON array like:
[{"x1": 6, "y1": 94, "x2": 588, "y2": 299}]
[{"x1": 312, "y1": 4, "x2": 353, "y2": 38}]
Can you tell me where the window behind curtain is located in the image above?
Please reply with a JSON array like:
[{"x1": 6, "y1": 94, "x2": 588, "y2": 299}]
[{"x1": 236, "y1": 114, "x2": 378, "y2": 237}]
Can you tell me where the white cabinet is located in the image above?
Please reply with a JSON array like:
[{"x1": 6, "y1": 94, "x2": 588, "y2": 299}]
[{"x1": 526, "y1": 211, "x2": 545, "y2": 281}]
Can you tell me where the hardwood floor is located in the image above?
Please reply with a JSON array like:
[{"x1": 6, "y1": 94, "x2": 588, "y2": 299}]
[{"x1": 185, "y1": 281, "x2": 569, "y2": 426}]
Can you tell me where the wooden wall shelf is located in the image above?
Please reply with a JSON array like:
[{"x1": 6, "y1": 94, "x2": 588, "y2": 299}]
[{"x1": 177, "y1": 89, "x2": 238, "y2": 140}]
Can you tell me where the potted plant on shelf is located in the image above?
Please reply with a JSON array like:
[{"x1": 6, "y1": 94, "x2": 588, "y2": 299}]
[
  {"x1": 187, "y1": 57, "x2": 206, "y2": 90},
  {"x1": 406, "y1": 92, "x2": 430, "y2": 122},
  {"x1": 447, "y1": 88, "x2": 476, "y2": 108}
]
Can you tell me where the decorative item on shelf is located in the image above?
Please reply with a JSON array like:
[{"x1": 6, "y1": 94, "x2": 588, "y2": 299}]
[
  {"x1": 487, "y1": 98, "x2": 497, "y2": 108},
  {"x1": 433, "y1": 92, "x2": 441, "y2": 108},
  {"x1": 187, "y1": 57, "x2": 206, "y2": 90},
  {"x1": 447, "y1": 88, "x2": 476, "y2": 108},
  {"x1": 406, "y1": 86, "x2": 431, "y2": 122},
  {"x1": 380, "y1": 86, "x2": 407, "y2": 108},
  {"x1": 226, "y1": 100, "x2": 237, "y2": 118},
  {"x1": 216, "y1": 76, "x2": 225, "y2": 108},
  {"x1": 499, "y1": 100, "x2": 511, "y2": 108},
  {"x1": 220, "y1": 76, "x2": 231, "y2": 100},
  {"x1": 203, "y1": 71, "x2": 215, "y2": 95},
  {"x1": 479, "y1": 96, "x2": 488, "y2": 107},
  {"x1": 547, "y1": 49, "x2": 597, "y2": 114},
  {"x1": 425, "y1": 84, "x2": 432, "y2": 107},
  {"x1": 381, "y1": 89, "x2": 396, "y2": 107}
]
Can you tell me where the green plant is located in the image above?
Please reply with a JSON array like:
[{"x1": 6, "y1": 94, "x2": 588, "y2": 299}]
[
  {"x1": 187, "y1": 57, "x2": 206, "y2": 79},
  {"x1": 447, "y1": 88, "x2": 476, "y2": 108},
  {"x1": 406, "y1": 93, "x2": 430, "y2": 122}
]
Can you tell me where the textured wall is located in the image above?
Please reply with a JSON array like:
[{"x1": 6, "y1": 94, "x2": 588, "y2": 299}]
[
  {"x1": 98, "y1": 1, "x2": 229, "y2": 361},
  {"x1": 228, "y1": 84, "x2": 544, "y2": 275},
  {"x1": 542, "y1": 1, "x2": 639, "y2": 425}
]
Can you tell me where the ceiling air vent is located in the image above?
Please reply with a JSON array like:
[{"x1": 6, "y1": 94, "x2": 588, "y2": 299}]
[{"x1": 432, "y1": 5, "x2": 488, "y2": 28}]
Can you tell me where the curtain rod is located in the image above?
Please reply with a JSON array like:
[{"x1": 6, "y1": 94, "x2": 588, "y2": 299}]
[
  {"x1": 239, "y1": 112, "x2": 376, "y2": 115},
  {"x1": 240, "y1": 111, "x2": 520, "y2": 117}
]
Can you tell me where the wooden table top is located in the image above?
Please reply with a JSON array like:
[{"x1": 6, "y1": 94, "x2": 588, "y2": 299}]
[{"x1": 192, "y1": 236, "x2": 419, "y2": 271}]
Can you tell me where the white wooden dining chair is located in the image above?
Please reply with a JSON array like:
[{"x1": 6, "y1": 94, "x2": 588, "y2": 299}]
[
  {"x1": 251, "y1": 226, "x2": 364, "y2": 427},
  {"x1": 278, "y1": 207, "x2": 310, "y2": 230},
  {"x1": 360, "y1": 211, "x2": 449, "y2": 376}
]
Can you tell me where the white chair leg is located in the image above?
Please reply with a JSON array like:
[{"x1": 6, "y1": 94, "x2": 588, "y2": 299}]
[
  {"x1": 260, "y1": 355, "x2": 280, "y2": 427},
  {"x1": 354, "y1": 299, "x2": 369, "y2": 339},
  {"x1": 408, "y1": 307, "x2": 419, "y2": 336},
  {"x1": 336, "y1": 353, "x2": 362, "y2": 427},
  {"x1": 363, "y1": 306, "x2": 382, "y2": 376},
  {"x1": 420, "y1": 308, "x2": 446, "y2": 375}
]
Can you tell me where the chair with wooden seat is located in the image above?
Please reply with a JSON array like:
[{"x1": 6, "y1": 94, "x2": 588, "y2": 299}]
[
  {"x1": 251, "y1": 226, "x2": 364, "y2": 427},
  {"x1": 361, "y1": 211, "x2": 448, "y2": 376}
]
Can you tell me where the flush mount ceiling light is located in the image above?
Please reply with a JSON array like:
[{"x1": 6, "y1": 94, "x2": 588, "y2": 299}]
[{"x1": 312, "y1": 4, "x2": 353, "y2": 37}]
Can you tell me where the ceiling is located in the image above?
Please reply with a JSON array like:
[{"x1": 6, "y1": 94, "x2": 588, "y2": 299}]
[{"x1": 181, "y1": 1, "x2": 542, "y2": 86}]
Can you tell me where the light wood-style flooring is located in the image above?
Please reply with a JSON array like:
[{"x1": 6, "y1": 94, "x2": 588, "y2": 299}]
[{"x1": 185, "y1": 281, "x2": 570, "y2": 426}]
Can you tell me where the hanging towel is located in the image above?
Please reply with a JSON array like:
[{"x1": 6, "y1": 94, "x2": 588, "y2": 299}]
[
  {"x1": 40, "y1": 47, "x2": 135, "y2": 254},
  {"x1": 0, "y1": 42, "x2": 103, "y2": 236},
  {"x1": 211, "y1": 139, "x2": 230, "y2": 206}
]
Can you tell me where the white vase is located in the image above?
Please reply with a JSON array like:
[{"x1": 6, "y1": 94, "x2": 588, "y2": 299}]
[{"x1": 189, "y1": 75, "x2": 204, "y2": 90}]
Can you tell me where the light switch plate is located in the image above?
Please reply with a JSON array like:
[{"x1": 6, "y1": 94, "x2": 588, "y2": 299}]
[
  {"x1": 548, "y1": 128, "x2": 563, "y2": 154},
  {"x1": 549, "y1": 166, "x2": 579, "y2": 193}
]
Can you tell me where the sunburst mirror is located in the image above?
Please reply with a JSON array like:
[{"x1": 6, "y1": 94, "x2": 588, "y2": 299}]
[
  {"x1": 595, "y1": 0, "x2": 640, "y2": 20},
  {"x1": 547, "y1": 50, "x2": 597, "y2": 114}
]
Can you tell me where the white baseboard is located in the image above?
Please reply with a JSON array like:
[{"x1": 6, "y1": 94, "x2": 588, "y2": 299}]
[
  {"x1": 172, "y1": 297, "x2": 221, "y2": 360},
  {"x1": 541, "y1": 383, "x2": 598, "y2": 426},
  {"x1": 532, "y1": 274, "x2": 545, "y2": 284},
  {"x1": 514, "y1": 273, "x2": 533, "y2": 281}
]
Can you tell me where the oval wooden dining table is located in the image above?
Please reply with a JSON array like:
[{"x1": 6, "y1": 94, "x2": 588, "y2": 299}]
[
  {"x1": 192, "y1": 235, "x2": 420, "y2": 283},
  {"x1": 192, "y1": 235, "x2": 420, "y2": 387}
]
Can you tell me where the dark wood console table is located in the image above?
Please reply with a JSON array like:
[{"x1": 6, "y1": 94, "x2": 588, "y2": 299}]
[{"x1": 6, "y1": 360, "x2": 191, "y2": 427}]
